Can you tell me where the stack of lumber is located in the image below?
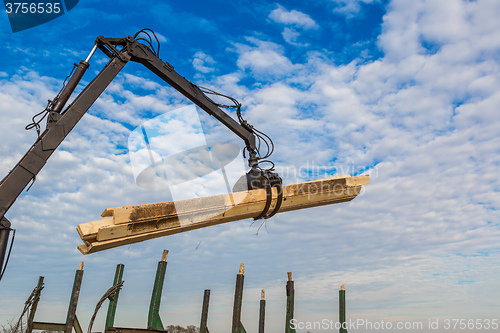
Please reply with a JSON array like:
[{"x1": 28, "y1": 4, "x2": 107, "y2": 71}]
[{"x1": 77, "y1": 174, "x2": 369, "y2": 254}]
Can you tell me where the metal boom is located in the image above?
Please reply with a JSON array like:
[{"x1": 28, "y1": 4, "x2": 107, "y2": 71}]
[{"x1": 0, "y1": 31, "x2": 283, "y2": 279}]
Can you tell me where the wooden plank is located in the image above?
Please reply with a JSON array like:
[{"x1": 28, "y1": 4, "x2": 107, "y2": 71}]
[
  {"x1": 96, "y1": 187, "x2": 357, "y2": 242},
  {"x1": 106, "y1": 174, "x2": 368, "y2": 225},
  {"x1": 77, "y1": 174, "x2": 369, "y2": 255},
  {"x1": 79, "y1": 175, "x2": 367, "y2": 242},
  {"x1": 74, "y1": 316, "x2": 83, "y2": 333},
  {"x1": 107, "y1": 328, "x2": 169, "y2": 333},
  {"x1": 345, "y1": 174, "x2": 370, "y2": 186},
  {"x1": 32, "y1": 322, "x2": 66, "y2": 331},
  {"x1": 78, "y1": 192, "x2": 356, "y2": 255},
  {"x1": 77, "y1": 217, "x2": 113, "y2": 241},
  {"x1": 80, "y1": 178, "x2": 334, "y2": 240}
]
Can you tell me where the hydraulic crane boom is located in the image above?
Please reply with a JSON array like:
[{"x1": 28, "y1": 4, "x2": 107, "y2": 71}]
[{"x1": 0, "y1": 30, "x2": 282, "y2": 280}]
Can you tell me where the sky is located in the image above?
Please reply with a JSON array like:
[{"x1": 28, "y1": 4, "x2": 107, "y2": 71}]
[{"x1": 1, "y1": 0, "x2": 500, "y2": 332}]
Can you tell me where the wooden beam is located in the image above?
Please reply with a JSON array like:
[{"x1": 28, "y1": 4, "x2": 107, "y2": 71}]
[
  {"x1": 77, "y1": 174, "x2": 369, "y2": 255},
  {"x1": 32, "y1": 322, "x2": 66, "y2": 331}
]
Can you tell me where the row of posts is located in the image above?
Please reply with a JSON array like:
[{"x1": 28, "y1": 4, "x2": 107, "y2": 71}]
[{"x1": 21, "y1": 250, "x2": 349, "y2": 333}]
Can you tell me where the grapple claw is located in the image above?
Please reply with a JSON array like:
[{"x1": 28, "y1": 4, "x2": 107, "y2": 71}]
[{"x1": 232, "y1": 168, "x2": 283, "y2": 220}]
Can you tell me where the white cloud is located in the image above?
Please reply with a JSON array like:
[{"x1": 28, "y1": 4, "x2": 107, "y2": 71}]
[
  {"x1": 122, "y1": 73, "x2": 161, "y2": 90},
  {"x1": 331, "y1": 0, "x2": 380, "y2": 18},
  {"x1": 378, "y1": 0, "x2": 500, "y2": 61},
  {"x1": 269, "y1": 5, "x2": 318, "y2": 46},
  {"x1": 192, "y1": 51, "x2": 215, "y2": 74},
  {"x1": 282, "y1": 27, "x2": 299, "y2": 44},
  {"x1": 269, "y1": 5, "x2": 319, "y2": 30},
  {"x1": 237, "y1": 48, "x2": 293, "y2": 77},
  {"x1": 154, "y1": 32, "x2": 168, "y2": 43},
  {"x1": 234, "y1": 38, "x2": 297, "y2": 78},
  {"x1": 281, "y1": 27, "x2": 310, "y2": 47}
]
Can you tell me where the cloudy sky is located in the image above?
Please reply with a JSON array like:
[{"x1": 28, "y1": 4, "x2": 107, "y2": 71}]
[{"x1": 1, "y1": 0, "x2": 500, "y2": 332}]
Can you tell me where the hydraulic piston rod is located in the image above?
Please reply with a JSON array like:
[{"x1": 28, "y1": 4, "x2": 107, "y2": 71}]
[{"x1": 51, "y1": 61, "x2": 89, "y2": 115}]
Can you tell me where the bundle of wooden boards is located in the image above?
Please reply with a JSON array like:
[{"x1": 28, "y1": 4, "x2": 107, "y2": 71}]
[{"x1": 77, "y1": 174, "x2": 369, "y2": 254}]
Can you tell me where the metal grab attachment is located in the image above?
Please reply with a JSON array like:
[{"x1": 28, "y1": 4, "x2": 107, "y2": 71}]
[
  {"x1": 253, "y1": 182, "x2": 283, "y2": 220},
  {"x1": 264, "y1": 182, "x2": 283, "y2": 219},
  {"x1": 250, "y1": 170, "x2": 283, "y2": 220}
]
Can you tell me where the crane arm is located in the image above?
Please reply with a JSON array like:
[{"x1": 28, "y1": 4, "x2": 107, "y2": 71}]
[{"x1": 0, "y1": 31, "x2": 282, "y2": 279}]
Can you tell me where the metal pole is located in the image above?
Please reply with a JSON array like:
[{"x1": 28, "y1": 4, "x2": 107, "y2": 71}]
[
  {"x1": 27, "y1": 276, "x2": 44, "y2": 333},
  {"x1": 148, "y1": 250, "x2": 168, "y2": 330},
  {"x1": 285, "y1": 272, "x2": 296, "y2": 333},
  {"x1": 85, "y1": 44, "x2": 98, "y2": 63},
  {"x1": 105, "y1": 264, "x2": 125, "y2": 332},
  {"x1": 65, "y1": 262, "x2": 84, "y2": 333},
  {"x1": 339, "y1": 285, "x2": 346, "y2": 333},
  {"x1": 200, "y1": 289, "x2": 210, "y2": 333},
  {"x1": 259, "y1": 289, "x2": 265, "y2": 333},
  {"x1": 232, "y1": 264, "x2": 245, "y2": 333}
]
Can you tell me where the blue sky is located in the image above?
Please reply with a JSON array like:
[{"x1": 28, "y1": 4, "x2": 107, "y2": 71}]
[{"x1": 1, "y1": 0, "x2": 500, "y2": 332}]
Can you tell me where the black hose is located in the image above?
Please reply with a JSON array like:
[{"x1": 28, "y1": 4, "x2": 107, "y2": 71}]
[{"x1": 87, "y1": 280, "x2": 124, "y2": 333}]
